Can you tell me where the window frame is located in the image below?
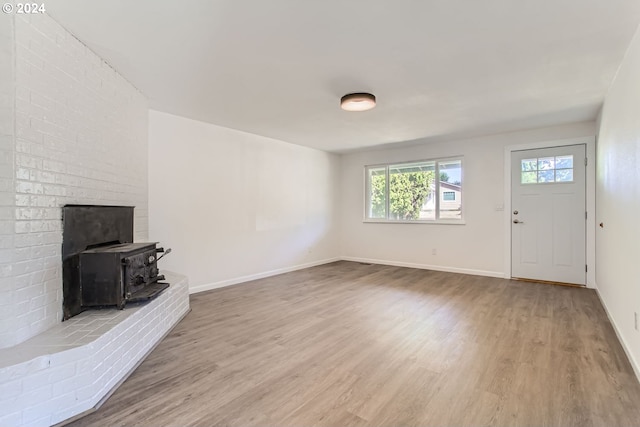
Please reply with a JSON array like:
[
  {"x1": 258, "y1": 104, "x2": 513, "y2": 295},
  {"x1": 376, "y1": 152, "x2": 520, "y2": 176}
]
[{"x1": 363, "y1": 156, "x2": 465, "y2": 225}]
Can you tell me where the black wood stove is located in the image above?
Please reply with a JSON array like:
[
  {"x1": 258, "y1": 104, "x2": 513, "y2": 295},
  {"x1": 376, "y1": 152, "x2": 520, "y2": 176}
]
[{"x1": 62, "y1": 205, "x2": 170, "y2": 320}]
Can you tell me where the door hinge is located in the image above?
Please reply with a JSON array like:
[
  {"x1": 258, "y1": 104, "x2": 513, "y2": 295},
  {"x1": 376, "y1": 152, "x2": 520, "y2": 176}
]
[
  {"x1": 585, "y1": 158, "x2": 588, "y2": 166},
  {"x1": 585, "y1": 211, "x2": 587, "y2": 220},
  {"x1": 586, "y1": 264, "x2": 588, "y2": 272}
]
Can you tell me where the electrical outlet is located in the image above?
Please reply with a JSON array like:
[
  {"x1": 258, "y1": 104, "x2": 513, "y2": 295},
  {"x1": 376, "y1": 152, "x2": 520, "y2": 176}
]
[{"x1": 432, "y1": 248, "x2": 437, "y2": 256}]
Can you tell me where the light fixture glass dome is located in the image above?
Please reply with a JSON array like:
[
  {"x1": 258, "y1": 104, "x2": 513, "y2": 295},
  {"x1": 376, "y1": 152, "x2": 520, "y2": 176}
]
[{"x1": 340, "y1": 93, "x2": 376, "y2": 111}]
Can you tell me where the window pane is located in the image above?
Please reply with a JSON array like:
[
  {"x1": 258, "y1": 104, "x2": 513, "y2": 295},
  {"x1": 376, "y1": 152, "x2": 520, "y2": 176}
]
[
  {"x1": 389, "y1": 162, "x2": 434, "y2": 220},
  {"x1": 538, "y1": 157, "x2": 555, "y2": 170},
  {"x1": 521, "y1": 171, "x2": 537, "y2": 184},
  {"x1": 555, "y1": 169, "x2": 574, "y2": 182},
  {"x1": 555, "y1": 155, "x2": 573, "y2": 169},
  {"x1": 521, "y1": 159, "x2": 537, "y2": 172},
  {"x1": 367, "y1": 167, "x2": 386, "y2": 218},
  {"x1": 439, "y1": 160, "x2": 462, "y2": 185},
  {"x1": 438, "y1": 160, "x2": 462, "y2": 219},
  {"x1": 419, "y1": 194, "x2": 436, "y2": 220},
  {"x1": 538, "y1": 170, "x2": 554, "y2": 182}
]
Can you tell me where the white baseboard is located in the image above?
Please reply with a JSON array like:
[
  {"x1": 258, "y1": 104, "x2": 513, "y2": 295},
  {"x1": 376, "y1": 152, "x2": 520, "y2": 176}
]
[
  {"x1": 191, "y1": 256, "x2": 505, "y2": 295},
  {"x1": 594, "y1": 287, "x2": 640, "y2": 383},
  {"x1": 189, "y1": 257, "x2": 341, "y2": 294},
  {"x1": 340, "y1": 256, "x2": 505, "y2": 278}
]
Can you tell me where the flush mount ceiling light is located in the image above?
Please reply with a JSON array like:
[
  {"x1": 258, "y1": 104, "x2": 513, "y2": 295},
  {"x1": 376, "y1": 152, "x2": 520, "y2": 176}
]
[{"x1": 340, "y1": 92, "x2": 376, "y2": 111}]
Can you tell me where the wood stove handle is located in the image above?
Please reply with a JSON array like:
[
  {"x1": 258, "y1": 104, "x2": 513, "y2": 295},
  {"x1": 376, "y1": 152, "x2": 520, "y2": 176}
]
[{"x1": 157, "y1": 248, "x2": 172, "y2": 262}]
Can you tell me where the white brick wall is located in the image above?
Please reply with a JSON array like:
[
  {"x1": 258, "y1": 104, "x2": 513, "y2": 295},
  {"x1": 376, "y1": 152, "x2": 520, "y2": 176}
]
[
  {"x1": 0, "y1": 13, "x2": 149, "y2": 348},
  {"x1": 0, "y1": 15, "x2": 17, "y2": 349},
  {"x1": 0, "y1": 13, "x2": 190, "y2": 427},
  {"x1": 0, "y1": 271, "x2": 190, "y2": 427}
]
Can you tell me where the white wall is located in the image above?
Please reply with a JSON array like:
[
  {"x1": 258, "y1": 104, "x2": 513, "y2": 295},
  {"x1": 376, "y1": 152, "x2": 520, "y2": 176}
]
[
  {"x1": 0, "y1": 14, "x2": 148, "y2": 348},
  {"x1": 596, "y1": 23, "x2": 640, "y2": 376},
  {"x1": 148, "y1": 110, "x2": 340, "y2": 292},
  {"x1": 339, "y1": 122, "x2": 596, "y2": 277}
]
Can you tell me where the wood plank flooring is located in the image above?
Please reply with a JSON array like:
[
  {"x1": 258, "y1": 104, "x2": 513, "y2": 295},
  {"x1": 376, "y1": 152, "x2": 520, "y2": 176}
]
[{"x1": 68, "y1": 261, "x2": 640, "y2": 426}]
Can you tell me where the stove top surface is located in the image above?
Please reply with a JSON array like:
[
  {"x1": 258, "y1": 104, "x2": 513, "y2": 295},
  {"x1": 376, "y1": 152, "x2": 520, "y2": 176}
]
[{"x1": 82, "y1": 242, "x2": 158, "y2": 254}]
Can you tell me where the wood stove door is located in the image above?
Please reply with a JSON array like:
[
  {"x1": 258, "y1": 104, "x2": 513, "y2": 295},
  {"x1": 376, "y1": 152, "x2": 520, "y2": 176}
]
[{"x1": 79, "y1": 252, "x2": 125, "y2": 308}]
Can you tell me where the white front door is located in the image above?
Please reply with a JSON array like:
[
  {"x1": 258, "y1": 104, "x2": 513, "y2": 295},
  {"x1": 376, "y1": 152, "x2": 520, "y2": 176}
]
[{"x1": 511, "y1": 144, "x2": 586, "y2": 285}]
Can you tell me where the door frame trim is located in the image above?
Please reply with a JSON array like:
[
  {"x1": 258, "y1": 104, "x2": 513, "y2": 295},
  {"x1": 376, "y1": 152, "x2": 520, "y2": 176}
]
[{"x1": 503, "y1": 136, "x2": 596, "y2": 288}]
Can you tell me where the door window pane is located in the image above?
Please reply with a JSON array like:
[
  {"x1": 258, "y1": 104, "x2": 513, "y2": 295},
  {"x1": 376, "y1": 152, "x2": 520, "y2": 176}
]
[
  {"x1": 555, "y1": 169, "x2": 573, "y2": 182},
  {"x1": 521, "y1": 171, "x2": 537, "y2": 184},
  {"x1": 538, "y1": 170, "x2": 554, "y2": 182},
  {"x1": 538, "y1": 157, "x2": 555, "y2": 170},
  {"x1": 555, "y1": 155, "x2": 573, "y2": 169}
]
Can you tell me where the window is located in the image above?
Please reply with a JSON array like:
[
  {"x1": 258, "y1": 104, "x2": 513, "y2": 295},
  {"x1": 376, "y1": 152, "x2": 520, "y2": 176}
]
[
  {"x1": 365, "y1": 158, "x2": 463, "y2": 222},
  {"x1": 521, "y1": 155, "x2": 574, "y2": 184}
]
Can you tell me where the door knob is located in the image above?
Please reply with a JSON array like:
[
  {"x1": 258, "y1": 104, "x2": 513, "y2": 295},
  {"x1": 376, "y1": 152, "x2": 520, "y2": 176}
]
[{"x1": 513, "y1": 219, "x2": 524, "y2": 224}]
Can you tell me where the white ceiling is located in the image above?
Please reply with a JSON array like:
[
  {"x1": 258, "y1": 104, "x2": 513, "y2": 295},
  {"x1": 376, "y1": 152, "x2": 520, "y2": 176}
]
[{"x1": 47, "y1": 0, "x2": 640, "y2": 152}]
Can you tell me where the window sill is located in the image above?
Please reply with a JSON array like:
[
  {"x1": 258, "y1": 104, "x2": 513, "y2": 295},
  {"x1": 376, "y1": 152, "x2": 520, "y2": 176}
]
[{"x1": 363, "y1": 219, "x2": 466, "y2": 225}]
